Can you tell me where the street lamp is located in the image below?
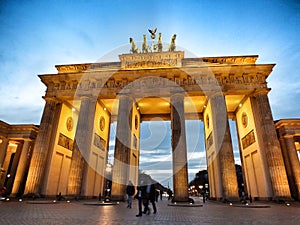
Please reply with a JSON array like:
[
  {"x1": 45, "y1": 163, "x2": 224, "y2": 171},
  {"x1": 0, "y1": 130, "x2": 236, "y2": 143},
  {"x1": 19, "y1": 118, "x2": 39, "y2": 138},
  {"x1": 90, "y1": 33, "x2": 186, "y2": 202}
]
[
  {"x1": 104, "y1": 163, "x2": 112, "y2": 202},
  {"x1": 204, "y1": 183, "x2": 208, "y2": 203}
]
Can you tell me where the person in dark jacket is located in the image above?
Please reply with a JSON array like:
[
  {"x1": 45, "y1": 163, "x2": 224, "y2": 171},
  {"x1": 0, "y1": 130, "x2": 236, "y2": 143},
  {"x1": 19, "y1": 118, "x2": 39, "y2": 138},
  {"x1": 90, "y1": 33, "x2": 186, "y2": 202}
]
[
  {"x1": 126, "y1": 180, "x2": 135, "y2": 208},
  {"x1": 135, "y1": 179, "x2": 147, "y2": 217},
  {"x1": 143, "y1": 177, "x2": 157, "y2": 214}
]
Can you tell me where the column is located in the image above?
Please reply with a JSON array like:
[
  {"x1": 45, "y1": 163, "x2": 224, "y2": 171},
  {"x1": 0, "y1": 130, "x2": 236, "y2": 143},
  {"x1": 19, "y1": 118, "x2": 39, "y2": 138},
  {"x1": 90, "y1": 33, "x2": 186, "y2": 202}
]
[
  {"x1": 210, "y1": 93, "x2": 239, "y2": 201},
  {"x1": 0, "y1": 138, "x2": 9, "y2": 188},
  {"x1": 67, "y1": 96, "x2": 97, "y2": 196},
  {"x1": 0, "y1": 142, "x2": 15, "y2": 188},
  {"x1": 282, "y1": 136, "x2": 300, "y2": 200},
  {"x1": 25, "y1": 99, "x2": 62, "y2": 195},
  {"x1": 171, "y1": 93, "x2": 189, "y2": 202},
  {"x1": 11, "y1": 141, "x2": 32, "y2": 196},
  {"x1": 111, "y1": 94, "x2": 133, "y2": 200},
  {"x1": 251, "y1": 91, "x2": 291, "y2": 199},
  {"x1": 5, "y1": 142, "x2": 23, "y2": 194},
  {"x1": 0, "y1": 137, "x2": 9, "y2": 168}
]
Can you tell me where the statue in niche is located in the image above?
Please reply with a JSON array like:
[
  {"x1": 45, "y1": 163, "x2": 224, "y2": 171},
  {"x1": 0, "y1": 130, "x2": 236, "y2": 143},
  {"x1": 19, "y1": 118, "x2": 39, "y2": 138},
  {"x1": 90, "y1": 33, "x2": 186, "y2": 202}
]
[
  {"x1": 142, "y1": 34, "x2": 150, "y2": 53},
  {"x1": 168, "y1": 34, "x2": 177, "y2": 52},
  {"x1": 157, "y1": 33, "x2": 163, "y2": 52},
  {"x1": 129, "y1": 37, "x2": 140, "y2": 53}
]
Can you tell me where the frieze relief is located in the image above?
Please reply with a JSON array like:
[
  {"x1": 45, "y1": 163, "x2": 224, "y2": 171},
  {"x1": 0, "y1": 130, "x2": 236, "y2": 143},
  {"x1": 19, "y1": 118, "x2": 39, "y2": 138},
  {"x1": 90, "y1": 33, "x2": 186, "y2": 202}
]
[
  {"x1": 119, "y1": 51, "x2": 184, "y2": 69},
  {"x1": 241, "y1": 129, "x2": 256, "y2": 149},
  {"x1": 58, "y1": 133, "x2": 74, "y2": 150},
  {"x1": 94, "y1": 133, "x2": 106, "y2": 150},
  {"x1": 47, "y1": 72, "x2": 268, "y2": 95}
]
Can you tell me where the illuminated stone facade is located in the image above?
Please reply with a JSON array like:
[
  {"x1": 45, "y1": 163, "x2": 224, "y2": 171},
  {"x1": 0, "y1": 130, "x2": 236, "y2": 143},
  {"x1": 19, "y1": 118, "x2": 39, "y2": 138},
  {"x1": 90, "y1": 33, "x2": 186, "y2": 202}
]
[
  {"x1": 275, "y1": 119, "x2": 300, "y2": 200},
  {"x1": 0, "y1": 50, "x2": 298, "y2": 202},
  {"x1": 0, "y1": 121, "x2": 38, "y2": 197}
]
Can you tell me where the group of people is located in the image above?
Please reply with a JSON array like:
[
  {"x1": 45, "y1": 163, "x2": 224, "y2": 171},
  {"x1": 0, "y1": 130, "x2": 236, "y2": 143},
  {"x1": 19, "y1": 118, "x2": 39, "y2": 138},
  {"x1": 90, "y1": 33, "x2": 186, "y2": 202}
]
[{"x1": 126, "y1": 177, "x2": 157, "y2": 217}]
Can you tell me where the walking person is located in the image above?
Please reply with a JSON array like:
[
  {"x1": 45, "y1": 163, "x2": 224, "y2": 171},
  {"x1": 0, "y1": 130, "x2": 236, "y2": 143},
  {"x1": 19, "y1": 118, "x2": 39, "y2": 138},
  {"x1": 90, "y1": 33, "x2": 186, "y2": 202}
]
[
  {"x1": 126, "y1": 180, "x2": 135, "y2": 208},
  {"x1": 143, "y1": 177, "x2": 157, "y2": 215},
  {"x1": 149, "y1": 181, "x2": 157, "y2": 214},
  {"x1": 135, "y1": 178, "x2": 146, "y2": 217}
]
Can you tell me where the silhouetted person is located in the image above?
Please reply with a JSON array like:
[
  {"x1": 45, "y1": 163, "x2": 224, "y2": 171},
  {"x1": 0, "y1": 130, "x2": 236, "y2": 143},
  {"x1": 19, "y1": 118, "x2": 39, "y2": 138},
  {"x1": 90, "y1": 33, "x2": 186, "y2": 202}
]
[
  {"x1": 155, "y1": 189, "x2": 159, "y2": 202},
  {"x1": 167, "y1": 189, "x2": 173, "y2": 200},
  {"x1": 126, "y1": 180, "x2": 135, "y2": 208},
  {"x1": 143, "y1": 177, "x2": 157, "y2": 214},
  {"x1": 56, "y1": 192, "x2": 65, "y2": 201},
  {"x1": 149, "y1": 183, "x2": 157, "y2": 214},
  {"x1": 135, "y1": 179, "x2": 146, "y2": 217}
]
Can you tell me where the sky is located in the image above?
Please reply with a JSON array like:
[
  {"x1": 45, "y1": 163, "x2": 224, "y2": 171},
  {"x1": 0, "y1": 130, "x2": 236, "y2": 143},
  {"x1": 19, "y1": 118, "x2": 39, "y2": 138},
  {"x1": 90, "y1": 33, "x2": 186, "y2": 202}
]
[{"x1": 0, "y1": 0, "x2": 300, "y2": 188}]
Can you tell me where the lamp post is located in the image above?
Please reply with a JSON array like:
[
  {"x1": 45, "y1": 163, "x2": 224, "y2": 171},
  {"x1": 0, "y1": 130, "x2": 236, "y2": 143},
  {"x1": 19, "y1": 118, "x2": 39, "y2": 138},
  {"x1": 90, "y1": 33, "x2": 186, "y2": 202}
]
[
  {"x1": 204, "y1": 183, "x2": 208, "y2": 202},
  {"x1": 104, "y1": 163, "x2": 112, "y2": 202},
  {"x1": 198, "y1": 185, "x2": 204, "y2": 203}
]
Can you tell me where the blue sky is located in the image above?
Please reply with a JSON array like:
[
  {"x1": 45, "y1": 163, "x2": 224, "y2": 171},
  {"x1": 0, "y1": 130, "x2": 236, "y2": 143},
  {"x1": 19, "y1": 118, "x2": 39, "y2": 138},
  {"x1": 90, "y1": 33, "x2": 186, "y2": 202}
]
[{"x1": 1, "y1": 0, "x2": 299, "y2": 187}]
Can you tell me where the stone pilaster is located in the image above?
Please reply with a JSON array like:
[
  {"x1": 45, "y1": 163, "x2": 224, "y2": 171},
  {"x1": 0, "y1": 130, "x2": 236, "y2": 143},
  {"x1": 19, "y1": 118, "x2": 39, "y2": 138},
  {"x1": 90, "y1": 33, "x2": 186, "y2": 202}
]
[
  {"x1": 67, "y1": 96, "x2": 97, "y2": 196},
  {"x1": 281, "y1": 136, "x2": 300, "y2": 200},
  {"x1": 11, "y1": 141, "x2": 32, "y2": 196},
  {"x1": 25, "y1": 99, "x2": 62, "y2": 195},
  {"x1": 111, "y1": 94, "x2": 133, "y2": 201},
  {"x1": 251, "y1": 91, "x2": 291, "y2": 199},
  {"x1": 171, "y1": 93, "x2": 189, "y2": 202},
  {"x1": 210, "y1": 93, "x2": 239, "y2": 201}
]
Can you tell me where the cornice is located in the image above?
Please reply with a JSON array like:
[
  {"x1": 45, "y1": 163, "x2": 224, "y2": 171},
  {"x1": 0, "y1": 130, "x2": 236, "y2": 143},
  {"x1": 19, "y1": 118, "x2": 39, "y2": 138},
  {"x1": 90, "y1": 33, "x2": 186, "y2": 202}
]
[{"x1": 275, "y1": 119, "x2": 300, "y2": 128}]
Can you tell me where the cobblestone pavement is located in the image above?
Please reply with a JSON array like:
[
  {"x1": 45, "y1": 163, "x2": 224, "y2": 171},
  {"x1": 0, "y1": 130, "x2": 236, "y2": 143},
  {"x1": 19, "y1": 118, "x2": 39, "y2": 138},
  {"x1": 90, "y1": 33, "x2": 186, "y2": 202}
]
[{"x1": 0, "y1": 198, "x2": 299, "y2": 225}]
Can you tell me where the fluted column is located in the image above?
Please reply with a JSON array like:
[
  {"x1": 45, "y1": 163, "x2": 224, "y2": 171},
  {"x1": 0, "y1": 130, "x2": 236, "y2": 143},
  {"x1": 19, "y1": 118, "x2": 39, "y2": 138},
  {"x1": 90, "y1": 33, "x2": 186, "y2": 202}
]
[
  {"x1": 111, "y1": 94, "x2": 133, "y2": 200},
  {"x1": 210, "y1": 93, "x2": 239, "y2": 201},
  {"x1": 281, "y1": 136, "x2": 300, "y2": 200},
  {"x1": 251, "y1": 91, "x2": 291, "y2": 199},
  {"x1": 67, "y1": 96, "x2": 97, "y2": 196},
  {"x1": 5, "y1": 142, "x2": 23, "y2": 194},
  {"x1": 25, "y1": 99, "x2": 62, "y2": 195},
  {"x1": 11, "y1": 141, "x2": 32, "y2": 196},
  {"x1": 0, "y1": 137, "x2": 9, "y2": 169},
  {"x1": 171, "y1": 93, "x2": 189, "y2": 202}
]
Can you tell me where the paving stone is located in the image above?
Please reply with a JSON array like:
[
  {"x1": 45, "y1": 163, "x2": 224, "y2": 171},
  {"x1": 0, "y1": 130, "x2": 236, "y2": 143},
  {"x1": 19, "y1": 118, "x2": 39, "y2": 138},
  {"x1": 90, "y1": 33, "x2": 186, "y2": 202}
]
[{"x1": 0, "y1": 199, "x2": 299, "y2": 225}]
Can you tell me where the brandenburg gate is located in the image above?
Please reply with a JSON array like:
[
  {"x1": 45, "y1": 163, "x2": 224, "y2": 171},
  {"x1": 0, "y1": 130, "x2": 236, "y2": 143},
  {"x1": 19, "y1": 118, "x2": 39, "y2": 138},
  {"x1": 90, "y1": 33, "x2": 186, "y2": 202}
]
[{"x1": 19, "y1": 34, "x2": 293, "y2": 202}]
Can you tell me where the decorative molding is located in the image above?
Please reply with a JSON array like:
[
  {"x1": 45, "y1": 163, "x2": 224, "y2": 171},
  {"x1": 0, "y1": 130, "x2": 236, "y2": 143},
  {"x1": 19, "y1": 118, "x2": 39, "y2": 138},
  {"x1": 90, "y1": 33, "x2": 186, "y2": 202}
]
[
  {"x1": 100, "y1": 116, "x2": 105, "y2": 131},
  {"x1": 241, "y1": 112, "x2": 248, "y2": 128},
  {"x1": 134, "y1": 115, "x2": 139, "y2": 130},
  {"x1": 241, "y1": 129, "x2": 256, "y2": 149},
  {"x1": 133, "y1": 134, "x2": 138, "y2": 150},
  {"x1": 94, "y1": 133, "x2": 106, "y2": 150},
  {"x1": 206, "y1": 114, "x2": 210, "y2": 129},
  {"x1": 206, "y1": 132, "x2": 213, "y2": 149},
  {"x1": 119, "y1": 51, "x2": 184, "y2": 69},
  {"x1": 201, "y1": 55, "x2": 258, "y2": 64},
  {"x1": 55, "y1": 64, "x2": 91, "y2": 73},
  {"x1": 47, "y1": 73, "x2": 268, "y2": 94},
  {"x1": 58, "y1": 133, "x2": 73, "y2": 150},
  {"x1": 66, "y1": 117, "x2": 73, "y2": 131}
]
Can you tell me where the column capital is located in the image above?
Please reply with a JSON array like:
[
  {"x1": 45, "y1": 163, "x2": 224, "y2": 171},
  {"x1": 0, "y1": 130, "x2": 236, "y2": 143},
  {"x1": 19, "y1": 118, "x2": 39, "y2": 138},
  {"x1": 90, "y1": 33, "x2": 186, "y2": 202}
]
[
  {"x1": 251, "y1": 88, "x2": 271, "y2": 97},
  {"x1": 170, "y1": 92, "x2": 185, "y2": 101},
  {"x1": 43, "y1": 96, "x2": 61, "y2": 103},
  {"x1": 117, "y1": 93, "x2": 134, "y2": 99},
  {"x1": 282, "y1": 133, "x2": 295, "y2": 139},
  {"x1": 205, "y1": 90, "x2": 224, "y2": 98},
  {"x1": 78, "y1": 95, "x2": 98, "y2": 101}
]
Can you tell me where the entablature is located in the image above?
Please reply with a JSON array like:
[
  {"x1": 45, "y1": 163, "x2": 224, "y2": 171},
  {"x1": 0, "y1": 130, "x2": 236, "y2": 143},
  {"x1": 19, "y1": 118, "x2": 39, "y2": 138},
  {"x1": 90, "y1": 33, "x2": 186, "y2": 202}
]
[{"x1": 0, "y1": 121, "x2": 39, "y2": 140}]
